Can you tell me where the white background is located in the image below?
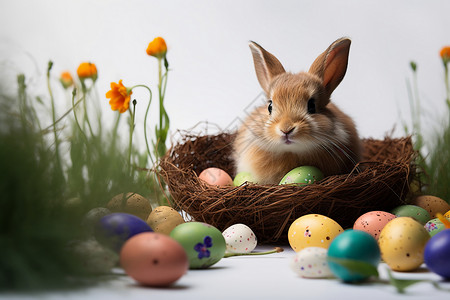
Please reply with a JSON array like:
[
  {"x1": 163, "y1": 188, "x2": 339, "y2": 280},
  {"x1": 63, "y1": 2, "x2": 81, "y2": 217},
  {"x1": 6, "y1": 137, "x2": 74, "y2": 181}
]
[
  {"x1": 1, "y1": 2, "x2": 450, "y2": 298},
  {"x1": 1, "y1": 0, "x2": 449, "y2": 155}
]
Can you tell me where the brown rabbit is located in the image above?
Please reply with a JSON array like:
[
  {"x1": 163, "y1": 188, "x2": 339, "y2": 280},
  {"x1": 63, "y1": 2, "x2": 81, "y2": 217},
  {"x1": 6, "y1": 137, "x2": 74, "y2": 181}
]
[{"x1": 233, "y1": 37, "x2": 362, "y2": 184}]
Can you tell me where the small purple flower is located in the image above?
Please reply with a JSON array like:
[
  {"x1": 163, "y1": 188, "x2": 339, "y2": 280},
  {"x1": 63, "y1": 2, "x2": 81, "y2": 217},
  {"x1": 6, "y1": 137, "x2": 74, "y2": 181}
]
[{"x1": 194, "y1": 236, "x2": 213, "y2": 259}]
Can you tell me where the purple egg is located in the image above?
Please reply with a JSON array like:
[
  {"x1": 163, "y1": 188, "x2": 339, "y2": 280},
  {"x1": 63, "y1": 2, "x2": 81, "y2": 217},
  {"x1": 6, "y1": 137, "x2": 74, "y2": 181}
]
[
  {"x1": 94, "y1": 213, "x2": 153, "y2": 252},
  {"x1": 424, "y1": 229, "x2": 450, "y2": 279}
]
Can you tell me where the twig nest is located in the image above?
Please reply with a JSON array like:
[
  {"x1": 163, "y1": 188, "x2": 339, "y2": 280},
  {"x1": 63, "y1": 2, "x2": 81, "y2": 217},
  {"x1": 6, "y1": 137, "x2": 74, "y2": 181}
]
[{"x1": 159, "y1": 131, "x2": 419, "y2": 243}]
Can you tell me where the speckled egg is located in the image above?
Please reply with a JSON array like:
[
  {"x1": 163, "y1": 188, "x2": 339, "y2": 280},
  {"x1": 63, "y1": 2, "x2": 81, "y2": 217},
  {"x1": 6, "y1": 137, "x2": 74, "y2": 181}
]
[
  {"x1": 198, "y1": 167, "x2": 233, "y2": 186},
  {"x1": 391, "y1": 205, "x2": 431, "y2": 225},
  {"x1": 107, "y1": 192, "x2": 152, "y2": 221},
  {"x1": 222, "y1": 224, "x2": 257, "y2": 253},
  {"x1": 290, "y1": 247, "x2": 333, "y2": 278},
  {"x1": 146, "y1": 206, "x2": 185, "y2": 235},
  {"x1": 279, "y1": 166, "x2": 324, "y2": 185},
  {"x1": 378, "y1": 217, "x2": 430, "y2": 271},
  {"x1": 413, "y1": 195, "x2": 450, "y2": 218},
  {"x1": 425, "y1": 217, "x2": 450, "y2": 237},
  {"x1": 353, "y1": 211, "x2": 396, "y2": 240},
  {"x1": 288, "y1": 214, "x2": 344, "y2": 252},
  {"x1": 233, "y1": 172, "x2": 256, "y2": 186},
  {"x1": 81, "y1": 207, "x2": 112, "y2": 236}
]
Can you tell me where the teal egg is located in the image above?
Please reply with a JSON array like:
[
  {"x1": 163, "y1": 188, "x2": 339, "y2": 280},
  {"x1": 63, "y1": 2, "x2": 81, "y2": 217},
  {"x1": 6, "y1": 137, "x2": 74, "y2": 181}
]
[
  {"x1": 391, "y1": 205, "x2": 431, "y2": 225},
  {"x1": 327, "y1": 229, "x2": 380, "y2": 282},
  {"x1": 279, "y1": 166, "x2": 324, "y2": 185},
  {"x1": 425, "y1": 218, "x2": 449, "y2": 237},
  {"x1": 233, "y1": 171, "x2": 256, "y2": 186},
  {"x1": 170, "y1": 222, "x2": 226, "y2": 269}
]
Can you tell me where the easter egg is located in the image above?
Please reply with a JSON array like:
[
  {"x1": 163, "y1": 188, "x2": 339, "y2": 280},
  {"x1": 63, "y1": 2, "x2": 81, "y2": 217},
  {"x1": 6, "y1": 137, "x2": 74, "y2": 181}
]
[
  {"x1": 222, "y1": 224, "x2": 257, "y2": 253},
  {"x1": 288, "y1": 214, "x2": 343, "y2": 252},
  {"x1": 353, "y1": 211, "x2": 396, "y2": 240},
  {"x1": 81, "y1": 207, "x2": 112, "y2": 236},
  {"x1": 424, "y1": 229, "x2": 450, "y2": 279},
  {"x1": 94, "y1": 213, "x2": 153, "y2": 252},
  {"x1": 279, "y1": 166, "x2": 324, "y2": 185},
  {"x1": 327, "y1": 229, "x2": 380, "y2": 282},
  {"x1": 233, "y1": 171, "x2": 256, "y2": 186},
  {"x1": 107, "y1": 192, "x2": 152, "y2": 221},
  {"x1": 120, "y1": 232, "x2": 189, "y2": 286},
  {"x1": 69, "y1": 238, "x2": 119, "y2": 274},
  {"x1": 378, "y1": 217, "x2": 430, "y2": 271},
  {"x1": 290, "y1": 247, "x2": 333, "y2": 278},
  {"x1": 445, "y1": 210, "x2": 450, "y2": 218},
  {"x1": 424, "y1": 217, "x2": 449, "y2": 237},
  {"x1": 170, "y1": 222, "x2": 226, "y2": 269},
  {"x1": 146, "y1": 206, "x2": 185, "y2": 235},
  {"x1": 198, "y1": 167, "x2": 233, "y2": 186},
  {"x1": 391, "y1": 205, "x2": 431, "y2": 225},
  {"x1": 412, "y1": 195, "x2": 450, "y2": 218}
]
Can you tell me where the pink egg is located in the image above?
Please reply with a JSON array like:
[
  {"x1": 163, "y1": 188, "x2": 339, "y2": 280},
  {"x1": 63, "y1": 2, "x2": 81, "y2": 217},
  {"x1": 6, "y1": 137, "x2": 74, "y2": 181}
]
[
  {"x1": 353, "y1": 211, "x2": 396, "y2": 240},
  {"x1": 120, "y1": 232, "x2": 189, "y2": 286},
  {"x1": 198, "y1": 167, "x2": 233, "y2": 186}
]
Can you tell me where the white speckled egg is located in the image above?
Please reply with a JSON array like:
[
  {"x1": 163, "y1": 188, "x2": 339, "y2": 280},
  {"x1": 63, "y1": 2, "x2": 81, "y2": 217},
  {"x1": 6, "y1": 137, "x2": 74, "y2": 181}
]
[
  {"x1": 290, "y1": 247, "x2": 333, "y2": 278},
  {"x1": 222, "y1": 224, "x2": 257, "y2": 253}
]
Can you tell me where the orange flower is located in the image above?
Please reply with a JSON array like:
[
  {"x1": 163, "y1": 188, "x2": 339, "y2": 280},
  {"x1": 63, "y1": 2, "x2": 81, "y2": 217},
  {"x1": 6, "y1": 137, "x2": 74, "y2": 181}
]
[
  {"x1": 106, "y1": 80, "x2": 132, "y2": 113},
  {"x1": 77, "y1": 62, "x2": 98, "y2": 81},
  {"x1": 441, "y1": 46, "x2": 450, "y2": 65},
  {"x1": 146, "y1": 37, "x2": 167, "y2": 58},
  {"x1": 60, "y1": 71, "x2": 73, "y2": 89}
]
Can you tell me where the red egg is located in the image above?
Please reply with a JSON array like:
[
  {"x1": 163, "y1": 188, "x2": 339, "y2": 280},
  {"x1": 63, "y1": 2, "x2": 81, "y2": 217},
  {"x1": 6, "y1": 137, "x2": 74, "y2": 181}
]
[
  {"x1": 353, "y1": 211, "x2": 396, "y2": 240},
  {"x1": 120, "y1": 232, "x2": 189, "y2": 286},
  {"x1": 198, "y1": 167, "x2": 233, "y2": 186}
]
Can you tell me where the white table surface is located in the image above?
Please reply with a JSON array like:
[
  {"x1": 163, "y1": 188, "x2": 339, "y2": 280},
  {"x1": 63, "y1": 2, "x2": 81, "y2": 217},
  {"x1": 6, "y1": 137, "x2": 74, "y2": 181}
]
[{"x1": 4, "y1": 245, "x2": 449, "y2": 300}]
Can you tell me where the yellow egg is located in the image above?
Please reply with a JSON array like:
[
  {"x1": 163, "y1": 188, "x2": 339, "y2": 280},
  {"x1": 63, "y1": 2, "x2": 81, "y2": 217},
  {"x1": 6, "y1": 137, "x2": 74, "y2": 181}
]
[
  {"x1": 378, "y1": 217, "x2": 430, "y2": 271},
  {"x1": 413, "y1": 195, "x2": 450, "y2": 218},
  {"x1": 107, "y1": 192, "x2": 152, "y2": 221},
  {"x1": 445, "y1": 210, "x2": 450, "y2": 219},
  {"x1": 288, "y1": 214, "x2": 344, "y2": 252},
  {"x1": 146, "y1": 206, "x2": 185, "y2": 235}
]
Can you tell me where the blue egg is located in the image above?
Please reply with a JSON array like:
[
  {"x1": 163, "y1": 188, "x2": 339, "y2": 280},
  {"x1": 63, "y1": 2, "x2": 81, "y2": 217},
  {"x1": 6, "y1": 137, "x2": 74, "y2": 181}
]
[
  {"x1": 327, "y1": 229, "x2": 380, "y2": 282},
  {"x1": 424, "y1": 229, "x2": 450, "y2": 279},
  {"x1": 94, "y1": 213, "x2": 153, "y2": 252}
]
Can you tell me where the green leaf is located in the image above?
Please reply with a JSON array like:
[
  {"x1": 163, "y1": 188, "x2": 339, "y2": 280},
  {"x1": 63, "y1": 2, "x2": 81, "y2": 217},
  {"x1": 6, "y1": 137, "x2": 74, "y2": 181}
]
[
  {"x1": 327, "y1": 257, "x2": 379, "y2": 278},
  {"x1": 386, "y1": 269, "x2": 426, "y2": 294}
]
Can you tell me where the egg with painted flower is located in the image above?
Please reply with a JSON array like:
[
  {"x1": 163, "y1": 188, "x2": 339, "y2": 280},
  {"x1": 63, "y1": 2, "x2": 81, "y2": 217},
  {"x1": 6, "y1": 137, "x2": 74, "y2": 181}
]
[{"x1": 170, "y1": 222, "x2": 226, "y2": 269}]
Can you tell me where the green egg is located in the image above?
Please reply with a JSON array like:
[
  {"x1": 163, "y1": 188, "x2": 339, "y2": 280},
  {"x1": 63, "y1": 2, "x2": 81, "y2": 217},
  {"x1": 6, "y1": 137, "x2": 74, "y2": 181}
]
[
  {"x1": 425, "y1": 218, "x2": 449, "y2": 237},
  {"x1": 279, "y1": 166, "x2": 324, "y2": 185},
  {"x1": 391, "y1": 205, "x2": 431, "y2": 225},
  {"x1": 233, "y1": 171, "x2": 256, "y2": 186},
  {"x1": 170, "y1": 222, "x2": 226, "y2": 269}
]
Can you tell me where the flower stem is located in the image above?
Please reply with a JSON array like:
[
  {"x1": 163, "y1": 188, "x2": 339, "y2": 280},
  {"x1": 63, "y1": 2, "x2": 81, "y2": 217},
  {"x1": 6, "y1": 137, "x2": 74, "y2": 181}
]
[
  {"x1": 223, "y1": 247, "x2": 284, "y2": 258},
  {"x1": 131, "y1": 85, "x2": 154, "y2": 167},
  {"x1": 81, "y1": 82, "x2": 95, "y2": 137},
  {"x1": 444, "y1": 63, "x2": 450, "y2": 108},
  {"x1": 47, "y1": 61, "x2": 63, "y2": 173},
  {"x1": 128, "y1": 100, "x2": 137, "y2": 173},
  {"x1": 72, "y1": 88, "x2": 88, "y2": 142}
]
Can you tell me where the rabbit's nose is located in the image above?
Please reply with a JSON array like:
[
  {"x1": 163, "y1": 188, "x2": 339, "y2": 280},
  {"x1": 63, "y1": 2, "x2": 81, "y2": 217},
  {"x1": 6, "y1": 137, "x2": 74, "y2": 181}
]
[{"x1": 281, "y1": 127, "x2": 295, "y2": 135}]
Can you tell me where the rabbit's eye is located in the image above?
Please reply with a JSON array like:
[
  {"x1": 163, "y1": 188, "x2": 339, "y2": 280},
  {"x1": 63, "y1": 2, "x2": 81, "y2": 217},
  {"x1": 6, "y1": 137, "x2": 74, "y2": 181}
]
[
  {"x1": 268, "y1": 100, "x2": 273, "y2": 115},
  {"x1": 307, "y1": 98, "x2": 316, "y2": 114}
]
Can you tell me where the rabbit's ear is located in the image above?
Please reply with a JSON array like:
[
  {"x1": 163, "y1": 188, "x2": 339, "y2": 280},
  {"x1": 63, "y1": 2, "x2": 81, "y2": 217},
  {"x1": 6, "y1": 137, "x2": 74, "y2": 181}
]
[
  {"x1": 309, "y1": 38, "x2": 351, "y2": 96},
  {"x1": 249, "y1": 41, "x2": 286, "y2": 94}
]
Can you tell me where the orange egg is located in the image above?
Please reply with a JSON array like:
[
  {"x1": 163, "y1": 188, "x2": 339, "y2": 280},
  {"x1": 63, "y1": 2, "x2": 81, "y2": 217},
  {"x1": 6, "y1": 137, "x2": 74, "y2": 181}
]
[
  {"x1": 198, "y1": 167, "x2": 233, "y2": 186},
  {"x1": 120, "y1": 232, "x2": 188, "y2": 286}
]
